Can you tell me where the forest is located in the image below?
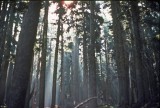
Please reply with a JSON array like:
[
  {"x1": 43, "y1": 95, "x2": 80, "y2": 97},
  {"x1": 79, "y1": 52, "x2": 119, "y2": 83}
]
[{"x1": 0, "y1": 0, "x2": 159, "y2": 108}]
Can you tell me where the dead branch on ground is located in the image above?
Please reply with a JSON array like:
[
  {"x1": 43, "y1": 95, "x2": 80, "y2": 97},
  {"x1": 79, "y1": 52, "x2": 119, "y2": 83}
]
[{"x1": 74, "y1": 96, "x2": 97, "y2": 108}]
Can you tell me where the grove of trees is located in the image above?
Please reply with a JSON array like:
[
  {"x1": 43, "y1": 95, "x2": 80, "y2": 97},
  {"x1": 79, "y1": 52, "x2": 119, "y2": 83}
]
[{"x1": 0, "y1": 1, "x2": 159, "y2": 108}]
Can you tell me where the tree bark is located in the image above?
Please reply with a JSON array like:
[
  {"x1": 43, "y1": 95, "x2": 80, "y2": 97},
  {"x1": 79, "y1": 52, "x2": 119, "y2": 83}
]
[
  {"x1": 71, "y1": 35, "x2": 80, "y2": 106},
  {"x1": 51, "y1": 2, "x2": 62, "y2": 107},
  {"x1": 60, "y1": 23, "x2": 65, "y2": 108},
  {"x1": 0, "y1": 1, "x2": 15, "y2": 105},
  {"x1": 39, "y1": 1, "x2": 49, "y2": 108},
  {"x1": 130, "y1": 1, "x2": 145, "y2": 106},
  {"x1": 7, "y1": 1, "x2": 41, "y2": 108},
  {"x1": 88, "y1": 1, "x2": 97, "y2": 108},
  {"x1": 104, "y1": 38, "x2": 112, "y2": 104},
  {"x1": 0, "y1": 1, "x2": 8, "y2": 74},
  {"x1": 111, "y1": 1, "x2": 129, "y2": 107},
  {"x1": 82, "y1": 2, "x2": 89, "y2": 102}
]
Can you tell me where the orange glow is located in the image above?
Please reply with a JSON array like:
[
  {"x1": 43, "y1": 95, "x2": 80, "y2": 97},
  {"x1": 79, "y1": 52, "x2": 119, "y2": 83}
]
[
  {"x1": 63, "y1": 1, "x2": 74, "y2": 5},
  {"x1": 62, "y1": 0, "x2": 75, "y2": 8}
]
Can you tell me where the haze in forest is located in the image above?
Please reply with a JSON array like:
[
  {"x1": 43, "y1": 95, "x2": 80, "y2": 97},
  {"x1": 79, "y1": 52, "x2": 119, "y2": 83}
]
[{"x1": 0, "y1": 1, "x2": 159, "y2": 108}]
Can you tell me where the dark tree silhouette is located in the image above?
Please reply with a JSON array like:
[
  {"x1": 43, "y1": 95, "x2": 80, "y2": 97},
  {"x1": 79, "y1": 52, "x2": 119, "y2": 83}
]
[{"x1": 7, "y1": 1, "x2": 41, "y2": 108}]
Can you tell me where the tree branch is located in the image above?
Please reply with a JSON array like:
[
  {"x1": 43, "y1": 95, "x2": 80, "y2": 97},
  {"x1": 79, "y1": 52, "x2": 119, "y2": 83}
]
[{"x1": 74, "y1": 96, "x2": 97, "y2": 108}]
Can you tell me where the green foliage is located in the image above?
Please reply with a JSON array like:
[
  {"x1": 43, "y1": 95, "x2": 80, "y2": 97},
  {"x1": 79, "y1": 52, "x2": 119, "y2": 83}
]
[
  {"x1": 146, "y1": 1, "x2": 159, "y2": 12},
  {"x1": 68, "y1": 42, "x2": 73, "y2": 49},
  {"x1": 95, "y1": 15, "x2": 104, "y2": 25},
  {"x1": 98, "y1": 105, "x2": 114, "y2": 108},
  {"x1": 66, "y1": 25, "x2": 73, "y2": 33},
  {"x1": 55, "y1": 7, "x2": 66, "y2": 15},
  {"x1": 34, "y1": 40, "x2": 41, "y2": 54},
  {"x1": 151, "y1": 34, "x2": 160, "y2": 52},
  {"x1": 15, "y1": 1, "x2": 29, "y2": 13}
]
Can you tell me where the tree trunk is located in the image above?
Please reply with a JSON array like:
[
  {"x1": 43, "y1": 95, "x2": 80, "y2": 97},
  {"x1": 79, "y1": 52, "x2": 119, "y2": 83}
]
[
  {"x1": 39, "y1": 1, "x2": 49, "y2": 108},
  {"x1": 111, "y1": 1, "x2": 129, "y2": 107},
  {"x1": 0, "y1": 1, "x2": 8, "y2": 74},
  {"x1": 88, "y1": 1, "x2": 97, "y2": 108},
  {"x1": 71, "y1": 35, "x2": 80, "y2": 106},
  {"x1": 51, "y1": 3, "x2": 62, "y2": 107},
  {"x1": 82, "y1": 2, "x2": 89, "y2": 103},
  {"x1": 7, "y1": 1, "x2": 41, "y2": 108},
  {"x1": 60, "y1": 23, "x2": 65, "y2": 108},
  {"x1": 24, "y1": 55, "x2": 34, "y2": 108},
  {"x1": 5, "y1": 11, "x2": 20, "y2": 105},
  {"x1": 0, "y1": 1, "x2": 15, "y2": 105},
  {"x1": 104, "y1": 38, "x2": 112, "y2": 104},
  {"x1": 130, "y1": 1, "x2": 145, "y2": 106}
]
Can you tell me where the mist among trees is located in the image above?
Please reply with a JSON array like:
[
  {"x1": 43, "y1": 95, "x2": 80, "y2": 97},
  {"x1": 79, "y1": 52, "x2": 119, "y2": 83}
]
[{"x1": 0, "y1": 1, "x2": 159, "y2": 108}]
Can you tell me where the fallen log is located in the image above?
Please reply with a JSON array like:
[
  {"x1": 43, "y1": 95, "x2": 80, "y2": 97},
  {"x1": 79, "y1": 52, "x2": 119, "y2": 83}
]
[{"x1": 74, "y1": 96, "x2": 97, "y2": 108}]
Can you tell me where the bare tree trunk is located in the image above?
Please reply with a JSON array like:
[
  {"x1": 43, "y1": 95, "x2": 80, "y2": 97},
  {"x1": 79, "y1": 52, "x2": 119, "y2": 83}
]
[
  {"x1": 24, "y1": 55, "x2": 34, "y2": 108},
  {"x1": 7, "y1": 1, "x2": 41, "y2": 108},
  {"x1": 82, "y1": 2, "x2": 89, "y2": 103},
  {"x1": 39, "y1": 1, "x2": 49, "y2": 108},
  {"x1": 104, "y1": 38, "x2": 112, "y2": 104},
  {"x1": 88, "y1": 1, "x2": 97, "y2": 108},
  {"x1": 0, "y1": 2, "x2": 15, "y2": 105},
  {"x1": 51, "y1": 2, "x2": 62, "y2": 108},
  {"x1": 71, "y1": 35, "x2": 80, "y2": 106},
  {"x1": 111, "y1": 1, "x2": 129, "y2": 107},
  {"x1": 130, "y1": 1, "x2": 145, "y2": 106},
  {"x1": 0, "y1": 1, "x2": 8, "y2": 75},
  {"x1": 60, "y1": 23, "x2": 65, "y2": 108}
]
